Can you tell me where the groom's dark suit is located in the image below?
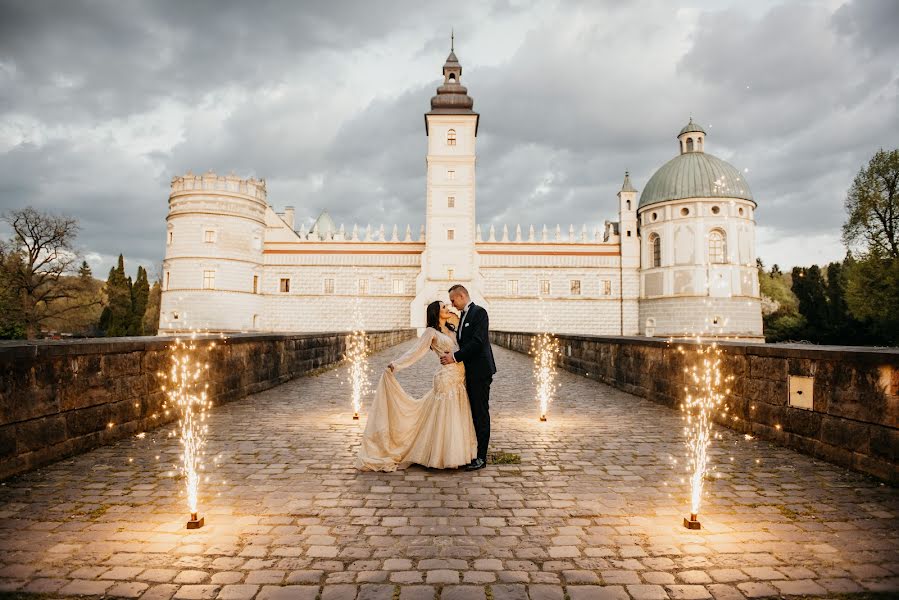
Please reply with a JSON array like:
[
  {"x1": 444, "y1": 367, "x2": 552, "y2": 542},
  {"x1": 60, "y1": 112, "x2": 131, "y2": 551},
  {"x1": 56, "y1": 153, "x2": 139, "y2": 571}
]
[{"x1": 453, "y1": 303, "x2": 497, "y2": 462}]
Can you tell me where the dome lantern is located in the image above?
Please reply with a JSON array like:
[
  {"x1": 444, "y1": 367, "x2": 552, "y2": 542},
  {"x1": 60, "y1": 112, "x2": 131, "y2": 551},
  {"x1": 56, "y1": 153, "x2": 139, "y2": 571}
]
[{"x1": 677, "y1": 117, "x2": 706, "y2": 154}]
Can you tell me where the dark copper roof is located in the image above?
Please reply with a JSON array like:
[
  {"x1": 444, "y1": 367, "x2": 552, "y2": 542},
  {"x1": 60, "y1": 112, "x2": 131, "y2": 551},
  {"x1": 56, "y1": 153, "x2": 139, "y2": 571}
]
[{"x1": 425, "y1": 48, "x2": 479, "y2": 135}]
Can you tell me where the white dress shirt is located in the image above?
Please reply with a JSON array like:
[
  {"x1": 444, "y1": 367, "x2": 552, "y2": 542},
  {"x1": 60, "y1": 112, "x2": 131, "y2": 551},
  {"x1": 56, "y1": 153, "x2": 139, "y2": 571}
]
[{"x1": 453, "y1": 301, "x2": 473, "y2": 362}]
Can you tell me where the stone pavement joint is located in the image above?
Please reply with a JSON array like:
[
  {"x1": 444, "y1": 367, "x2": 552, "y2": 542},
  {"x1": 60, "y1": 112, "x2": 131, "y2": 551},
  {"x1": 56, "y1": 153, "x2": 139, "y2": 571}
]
[{"x1": 0, "y1": 339, "x2": 897, "y2": 599}]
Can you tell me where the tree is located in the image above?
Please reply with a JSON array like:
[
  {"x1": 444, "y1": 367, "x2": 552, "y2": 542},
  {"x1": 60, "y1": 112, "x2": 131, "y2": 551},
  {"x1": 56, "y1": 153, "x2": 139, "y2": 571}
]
[
  {"x1": 129, "y1": 266, "x2": 150, "y2": 335},
  {"x1": 759, "y1": 261, "x2": 802, "y2": 342},
  {"x1": 78, "y1": 260, "x2": 92, "y2": 280},
  {"x1": 792, "y1": 265, "x2": 828, "y2": 340},
  {"x1": 0, "y1": 207, "x2": 98, "y2": 339},
  {"x1": 841, "y1": 149, "x2": 899, "y2": 345},
  {"x1": 99, "y1": 254, "x2": 133, "y2": 337},
  {"x1": 142, "y1": 279, "x2": 162, "y2": 335},
  {"x1": 0, "y1": 251, "x2": 26, "y2": 338},
  {"x1": 823, "y1": 260, "x2": 862, "y2": 344},
  {"x1": 843, "y1": 149, "x2": 899, "y2": 259},
  {"x1": 845, "y1": 255, "x2": 899, "y2": 344}
]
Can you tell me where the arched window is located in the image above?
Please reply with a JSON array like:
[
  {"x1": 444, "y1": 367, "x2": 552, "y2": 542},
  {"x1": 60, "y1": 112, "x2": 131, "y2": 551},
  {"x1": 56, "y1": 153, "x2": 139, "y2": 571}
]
[
  {"x1": 626, "y1": 199, "x2": 631, "y2": 210},
  {"x1": 447, "y1": 129, "x2": 456, "y2": 146},
  {"x1": 650, "y1": 233, "x2": 661, "y2": 268},
  {"x1": 697, "y1": 137, "x2": 703, "y2": 151},
  {"x1": 709, "y1": 230, "x2": 726, "y2": 264},
  {"x1": 448, "y1": 73, "x2": 456, "y2": 82},
  {"x1": 686, "y1": 137, "x2": 694, "y2": 152}
]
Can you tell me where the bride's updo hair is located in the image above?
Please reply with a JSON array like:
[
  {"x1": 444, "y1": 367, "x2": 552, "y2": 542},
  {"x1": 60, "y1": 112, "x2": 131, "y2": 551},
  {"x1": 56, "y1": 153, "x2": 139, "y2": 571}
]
[{"x1": 425, "y1": 301, "x2": 441, "y2": 331}]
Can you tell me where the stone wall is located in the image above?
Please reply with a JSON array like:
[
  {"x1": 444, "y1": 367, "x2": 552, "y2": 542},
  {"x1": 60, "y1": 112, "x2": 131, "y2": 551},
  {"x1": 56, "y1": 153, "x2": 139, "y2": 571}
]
[
  {"x1": 0, "y1": 330, "x2": 414, "y2": 480},
  {"x1": 491, "y1": 331, "x2": 899, "y2": 484}
]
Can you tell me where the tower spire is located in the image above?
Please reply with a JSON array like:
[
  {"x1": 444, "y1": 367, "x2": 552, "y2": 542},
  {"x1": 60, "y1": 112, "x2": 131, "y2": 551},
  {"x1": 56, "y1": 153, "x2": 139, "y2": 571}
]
[{"x1": 451, "y1": 29, "x2": 454, "y2": 52}]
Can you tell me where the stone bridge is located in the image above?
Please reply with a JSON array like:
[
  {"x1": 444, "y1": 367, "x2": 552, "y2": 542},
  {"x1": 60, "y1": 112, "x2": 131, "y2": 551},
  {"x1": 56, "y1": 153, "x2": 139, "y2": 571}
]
[{"x1": 0, "y1": 333, "x2": 897, "y2": 600}]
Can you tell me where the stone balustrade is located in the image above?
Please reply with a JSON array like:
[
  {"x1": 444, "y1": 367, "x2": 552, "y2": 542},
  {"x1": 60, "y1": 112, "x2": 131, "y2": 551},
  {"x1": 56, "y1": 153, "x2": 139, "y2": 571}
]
[
  {"x1": 0, "y1": 330, "x2": 414, "y2": 480},
  {"x1": 491, "y1": 331, "x2": 899, "y2": 484}
]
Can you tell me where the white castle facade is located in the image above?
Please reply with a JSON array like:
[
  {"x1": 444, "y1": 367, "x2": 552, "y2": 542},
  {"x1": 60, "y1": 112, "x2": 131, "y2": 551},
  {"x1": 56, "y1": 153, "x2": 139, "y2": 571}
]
[{"x1": 159, "y1": 48, "x2": 763, "y2": 340}]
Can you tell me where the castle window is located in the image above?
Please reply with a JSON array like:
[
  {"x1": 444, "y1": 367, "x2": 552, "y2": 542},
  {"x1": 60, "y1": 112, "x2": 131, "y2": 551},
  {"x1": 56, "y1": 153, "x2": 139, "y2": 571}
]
[
  {"x1": 358, "y1": 279, "x2": 368, "y2": 295},
  {"x1": 698, "y1": 138, "x2": 703, "y2": 151},
  {"x1": 540, "y1": 279, "x2": 551, "y2": 295},
  {"x1": 570, "y1": 280, "x2": 581, "y2": 295},
  {"x1": 165, "y1": 271, "x2": 170, "y2": 290},
  {"x1": 508, "y1": 280, "x2": 519, "y2": 295},
  {"x1": 447, "y1": 229, "x2": 455, "y2": 241},
  {"x1": 681, "y1": 207, "x2": 690, "y2": 216},
  {"x1": 253, "y1": 275, "x2": 258, "y2": 294},
  {"x1": 447, "y1": 129, "x2": 456, "y2": 146},
  {"x1": 447, "y1": 169, "x2": 456, "y2": 181},
  {"x1": 626, "y1": 200, "x2": 631, "y2": 211},
  {"x1": 393, "y1": 279, "x2": 405, "y2": 294},
  {"x1": 172, "y1": 312, "x2": 179, "y2": 321},
  {"x1": 448, "y1": 196, "x2": 455, "y2": 208},
  {"x1": 324, "y1": 278, "x2": 334, "y2": 294},
  {"x1": 739, "y1": 207, "x2": 745, "y2": 216},
  {"x1": 168, "y1": 231, "x2": 173, "y2": 245},
  {"x1": 203, "y1": 270, "x2": 215, "y2": 290},
  {"x1": 447, "y1": 268, "x2": 455, "y2": 279},
  {"x1": 652, "y1": 212, "x2": 658, "y2": 222},
  {"x1": 711, "y1": 206, "x2": 720, "y2": 215},
  {"x1": 280, "y1": 278, "x2": 290, "y2": 293},
  {"x1": 650, "y1": 233, "x2": 661, "y2": 268},
  {"x1": 602, "y1": 280, "x2": 612, "y2": 295},
  {"x1": 204, "y1": 230, "x2": 215, "y2": 243},
  {"x1": 709, "y1": 230, "x2": 727, "y2": 264},
  {"x1": 686, "y1": 137, "x2": 694, "y2": 152}
]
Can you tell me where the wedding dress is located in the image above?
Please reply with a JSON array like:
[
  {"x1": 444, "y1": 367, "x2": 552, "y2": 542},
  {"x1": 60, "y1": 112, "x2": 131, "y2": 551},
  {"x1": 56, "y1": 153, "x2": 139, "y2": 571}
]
[{"x1": 354, "y1": 327, "x2": 478, "y2": 471}]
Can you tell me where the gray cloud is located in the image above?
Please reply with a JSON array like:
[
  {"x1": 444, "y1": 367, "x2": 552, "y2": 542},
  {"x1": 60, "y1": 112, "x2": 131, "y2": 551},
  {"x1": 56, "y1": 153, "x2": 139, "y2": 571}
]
[{"x1": 1, "y1": 0, "x2": 897, "y2": 276}]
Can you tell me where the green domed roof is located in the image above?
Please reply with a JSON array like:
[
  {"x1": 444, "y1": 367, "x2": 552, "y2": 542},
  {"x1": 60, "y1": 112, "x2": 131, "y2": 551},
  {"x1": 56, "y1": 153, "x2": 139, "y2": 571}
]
[{"x1": 638, "y1": 152, "x2": 754, "y2": 208}]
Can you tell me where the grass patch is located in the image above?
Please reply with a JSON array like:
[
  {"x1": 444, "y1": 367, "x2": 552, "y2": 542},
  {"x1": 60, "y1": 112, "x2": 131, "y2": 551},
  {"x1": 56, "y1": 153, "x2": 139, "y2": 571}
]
[
  {"x1": 778, "y1": 505, "x2": 800, "y2": 520},
  {"x1": 487, "y1": 451, "x2": 521, "y2": 465},
  {"x1": 87, "y1": 505, "x2": 109, "y2": 520}
]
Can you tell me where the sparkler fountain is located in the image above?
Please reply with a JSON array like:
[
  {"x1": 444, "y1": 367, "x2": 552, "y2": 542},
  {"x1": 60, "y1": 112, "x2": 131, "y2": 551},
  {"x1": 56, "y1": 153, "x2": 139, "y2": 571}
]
[
  {"x1": 160, "y1": 335, "x2": 213, "y2": 529},
  {"x1": 678, "y1": 339, "x2": 733, "y2": 529},
  {"x1": 532, "y1": 332, "x2": 561, "y2": 421},
  {"x1": 532, "y1": 287, "x2": 561, "y2": 421},
  {"x1": 346, "y1": 329, "x2": 371, "y2": 420},
  {"x1": 345, "y1": 302, "x2": 372, "y2": 420}
]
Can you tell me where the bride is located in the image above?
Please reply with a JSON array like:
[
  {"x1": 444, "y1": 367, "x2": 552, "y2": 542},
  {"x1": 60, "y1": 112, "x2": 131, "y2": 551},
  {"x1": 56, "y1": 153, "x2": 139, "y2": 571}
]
[{"x1": 354, "y1": 300, "x2": 478, "y2": 471}]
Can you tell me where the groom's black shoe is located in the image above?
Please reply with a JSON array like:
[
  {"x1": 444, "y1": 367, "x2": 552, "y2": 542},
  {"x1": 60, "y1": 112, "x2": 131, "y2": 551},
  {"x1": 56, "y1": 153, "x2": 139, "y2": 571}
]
[{"x1": 465, "y1": 457, "x2": 486, "y2": 471}]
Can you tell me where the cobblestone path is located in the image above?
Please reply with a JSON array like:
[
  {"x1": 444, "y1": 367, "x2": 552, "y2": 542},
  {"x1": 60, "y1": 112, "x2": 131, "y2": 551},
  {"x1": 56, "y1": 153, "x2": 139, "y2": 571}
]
[{"x1": 0, "y1": 339, "x2": 897, "y2": 600}]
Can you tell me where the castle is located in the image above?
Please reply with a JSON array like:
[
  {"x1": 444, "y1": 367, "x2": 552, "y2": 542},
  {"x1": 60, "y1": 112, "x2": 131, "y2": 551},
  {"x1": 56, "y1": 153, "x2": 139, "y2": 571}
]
[{"x1": 159, "y1": 47, "x2": 763, "y2": 340}]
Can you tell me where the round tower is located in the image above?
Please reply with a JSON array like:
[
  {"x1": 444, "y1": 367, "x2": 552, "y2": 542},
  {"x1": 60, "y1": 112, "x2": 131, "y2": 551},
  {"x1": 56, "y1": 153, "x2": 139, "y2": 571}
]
[
  {"x1": 159, "y1": 172, "x2": 267, "y2": 333},
  {"x1": 637, "y1": 120, "x2": 762, "y2": 340}
]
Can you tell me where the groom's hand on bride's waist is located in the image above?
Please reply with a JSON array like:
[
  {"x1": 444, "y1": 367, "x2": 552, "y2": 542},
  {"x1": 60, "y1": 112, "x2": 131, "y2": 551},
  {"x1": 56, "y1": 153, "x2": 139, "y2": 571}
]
[{"x1": 439, "y1": 352, "x2": 455, "y2": 365}]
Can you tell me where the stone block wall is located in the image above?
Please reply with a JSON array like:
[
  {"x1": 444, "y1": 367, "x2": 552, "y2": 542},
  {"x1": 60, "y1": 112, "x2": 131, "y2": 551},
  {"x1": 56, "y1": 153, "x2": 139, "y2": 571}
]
[
  {"x1": 491, "y1": 331, "x2": 899, "y2": 484},
  {"x1": 0, "y1": 330, "x2": 414, "y2": 480}
]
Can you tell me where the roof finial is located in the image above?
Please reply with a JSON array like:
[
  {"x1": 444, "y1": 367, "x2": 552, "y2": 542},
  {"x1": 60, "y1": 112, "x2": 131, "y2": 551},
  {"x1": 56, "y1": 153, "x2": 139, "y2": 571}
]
[{"x1": 451, "y1": 28, "x2": 454, "y2": 52}]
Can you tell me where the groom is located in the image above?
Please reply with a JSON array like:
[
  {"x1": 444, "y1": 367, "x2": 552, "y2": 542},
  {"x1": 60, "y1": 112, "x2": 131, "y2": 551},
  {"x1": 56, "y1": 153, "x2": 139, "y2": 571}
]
[{"x1": 440, "y1": 284, "x2": 497, "y2": 471}]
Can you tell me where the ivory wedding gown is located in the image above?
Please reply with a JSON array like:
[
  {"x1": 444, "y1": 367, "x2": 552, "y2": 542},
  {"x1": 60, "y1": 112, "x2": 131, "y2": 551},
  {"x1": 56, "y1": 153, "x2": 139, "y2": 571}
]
[{"x1": 354, "y1": 327, "x2": 478, "y2": 471}]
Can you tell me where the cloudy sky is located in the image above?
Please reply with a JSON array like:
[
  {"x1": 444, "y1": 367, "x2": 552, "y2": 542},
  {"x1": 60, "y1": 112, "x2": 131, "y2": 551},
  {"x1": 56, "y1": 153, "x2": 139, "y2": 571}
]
[{"x1": 1, "y1": 0, "x2": 897, "y2": 277}]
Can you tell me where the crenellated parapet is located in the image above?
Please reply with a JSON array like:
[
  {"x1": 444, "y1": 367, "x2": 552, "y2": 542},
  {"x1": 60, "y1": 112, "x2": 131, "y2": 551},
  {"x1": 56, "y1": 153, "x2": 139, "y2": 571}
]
[
  {"x1": 475, "y1": 223, "x2": 608, "y2": 243},
  {"x1": 170, "y1": 171, "x2": 267, "y2": 202}
]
